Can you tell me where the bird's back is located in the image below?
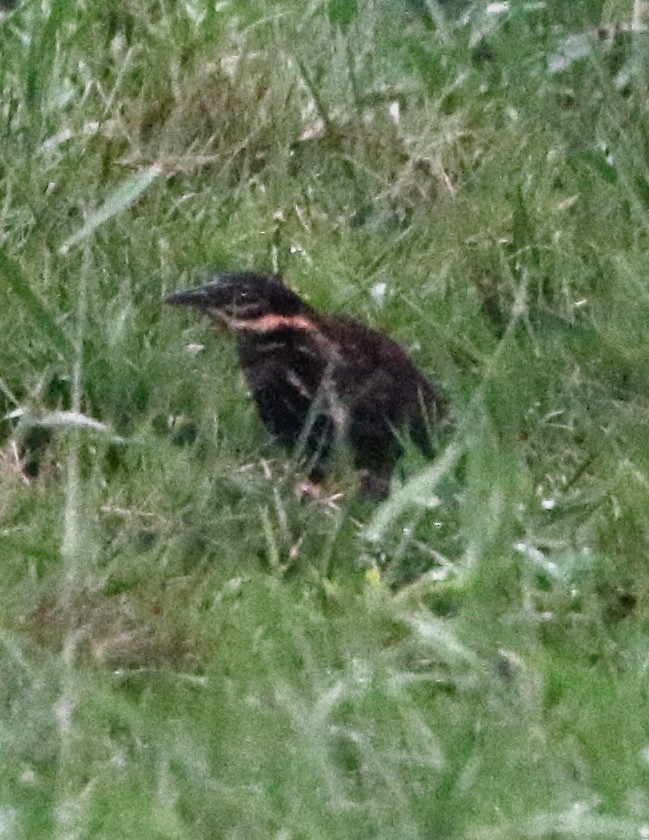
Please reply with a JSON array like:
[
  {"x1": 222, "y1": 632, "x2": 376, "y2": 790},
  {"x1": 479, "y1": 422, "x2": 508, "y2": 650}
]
[{"x1": 315, "y1": 312, "x2": 448, "y2": 453}]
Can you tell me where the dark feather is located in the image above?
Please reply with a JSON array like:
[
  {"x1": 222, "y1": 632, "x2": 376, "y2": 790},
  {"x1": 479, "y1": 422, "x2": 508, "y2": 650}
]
[{"x1": 167, "y1": 272, "x2": 448, "y2": 498}]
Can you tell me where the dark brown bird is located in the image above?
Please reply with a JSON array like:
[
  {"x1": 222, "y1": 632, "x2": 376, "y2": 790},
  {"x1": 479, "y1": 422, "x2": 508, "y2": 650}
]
[{"x1": 166, "y1": 272, "x2": 447, "y2": 498}]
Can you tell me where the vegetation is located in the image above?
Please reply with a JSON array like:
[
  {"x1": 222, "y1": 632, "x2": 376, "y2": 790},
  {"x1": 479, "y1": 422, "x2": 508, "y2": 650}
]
[{"x1": 2, "y1": 0, "x2": 649, "y2": 836}]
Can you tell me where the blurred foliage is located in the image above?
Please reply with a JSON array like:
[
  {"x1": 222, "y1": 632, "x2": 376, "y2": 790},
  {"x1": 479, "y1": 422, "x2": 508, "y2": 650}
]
[{"x1": 1, "y1": 0, "x2": 649, "y2": 836}]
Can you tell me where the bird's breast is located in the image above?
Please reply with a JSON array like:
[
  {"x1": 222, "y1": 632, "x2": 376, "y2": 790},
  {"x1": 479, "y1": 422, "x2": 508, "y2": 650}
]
[{"x1": 237, "y1": 328, "x2": 329, "y2": 396}]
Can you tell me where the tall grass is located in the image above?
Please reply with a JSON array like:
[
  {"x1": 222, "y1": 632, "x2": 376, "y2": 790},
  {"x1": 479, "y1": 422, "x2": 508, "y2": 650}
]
[{"x1": 2, "y1": 0, "x2": 649, "y2": 836}]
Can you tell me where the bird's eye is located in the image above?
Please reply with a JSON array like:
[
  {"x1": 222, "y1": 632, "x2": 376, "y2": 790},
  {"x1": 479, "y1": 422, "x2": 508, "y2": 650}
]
[{"x1": 235, "y1": 289, "x2": 250, "y2": 303}]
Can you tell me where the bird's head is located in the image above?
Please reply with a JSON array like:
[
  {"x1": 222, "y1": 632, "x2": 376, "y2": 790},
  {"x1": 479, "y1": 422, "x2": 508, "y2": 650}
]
[{"x1": 166, "y1": 272, "x2": 312, "y2": 331}]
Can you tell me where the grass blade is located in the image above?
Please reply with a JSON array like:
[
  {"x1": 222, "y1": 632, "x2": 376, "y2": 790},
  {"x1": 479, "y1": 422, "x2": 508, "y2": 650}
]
[
  {"x1": 0, "y1": 247, "x2": 73, "y2": 360},
  {"x1": 59, "y1": 166, "x2": 162, "y2": 255},
  {"x1": 364, "y1": 441, "x2": 462, "y2": 543}
]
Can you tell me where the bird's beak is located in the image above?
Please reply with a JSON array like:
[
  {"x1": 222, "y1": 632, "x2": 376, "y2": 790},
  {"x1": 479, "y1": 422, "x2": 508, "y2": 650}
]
[
  {"x1": 166, "y1": 282, "x2": 236, "y2": 331},
  {"x1": 165, "y1": 285, "x2": 214, "y2": 308}
]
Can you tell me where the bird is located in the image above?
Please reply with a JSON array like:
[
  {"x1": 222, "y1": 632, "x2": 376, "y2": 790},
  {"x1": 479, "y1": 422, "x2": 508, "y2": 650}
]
[{"x1": 166, "y1": 271, "x2": 448, "y2": 499}]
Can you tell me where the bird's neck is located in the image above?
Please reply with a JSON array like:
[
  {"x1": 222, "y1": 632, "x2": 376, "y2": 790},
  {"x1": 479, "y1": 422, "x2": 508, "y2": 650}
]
[{"x1": 229, "y1": 313, "x2": 316, "y2": 333}]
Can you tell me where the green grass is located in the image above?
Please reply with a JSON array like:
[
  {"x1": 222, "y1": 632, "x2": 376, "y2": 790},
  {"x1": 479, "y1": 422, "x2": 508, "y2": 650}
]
[{"x1": 2, "y1": 0, "x2": 649, "y2": 836}]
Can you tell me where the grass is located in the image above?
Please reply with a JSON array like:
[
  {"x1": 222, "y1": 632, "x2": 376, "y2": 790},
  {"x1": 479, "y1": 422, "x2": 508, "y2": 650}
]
[{"x1": 2, "y1": 0, "x2": 649, "y2": 836}]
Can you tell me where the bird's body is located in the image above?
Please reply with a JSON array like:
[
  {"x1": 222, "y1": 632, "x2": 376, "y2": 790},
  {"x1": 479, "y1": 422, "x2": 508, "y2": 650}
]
[{"x1": 167, "y1": 272, "x2": 447, "y2": 498}]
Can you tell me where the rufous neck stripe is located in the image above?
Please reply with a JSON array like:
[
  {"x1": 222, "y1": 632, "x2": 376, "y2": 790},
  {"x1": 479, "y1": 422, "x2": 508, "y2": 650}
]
[{"x1": 229, "y1": 314, "x2": 317, "y2": 332}]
